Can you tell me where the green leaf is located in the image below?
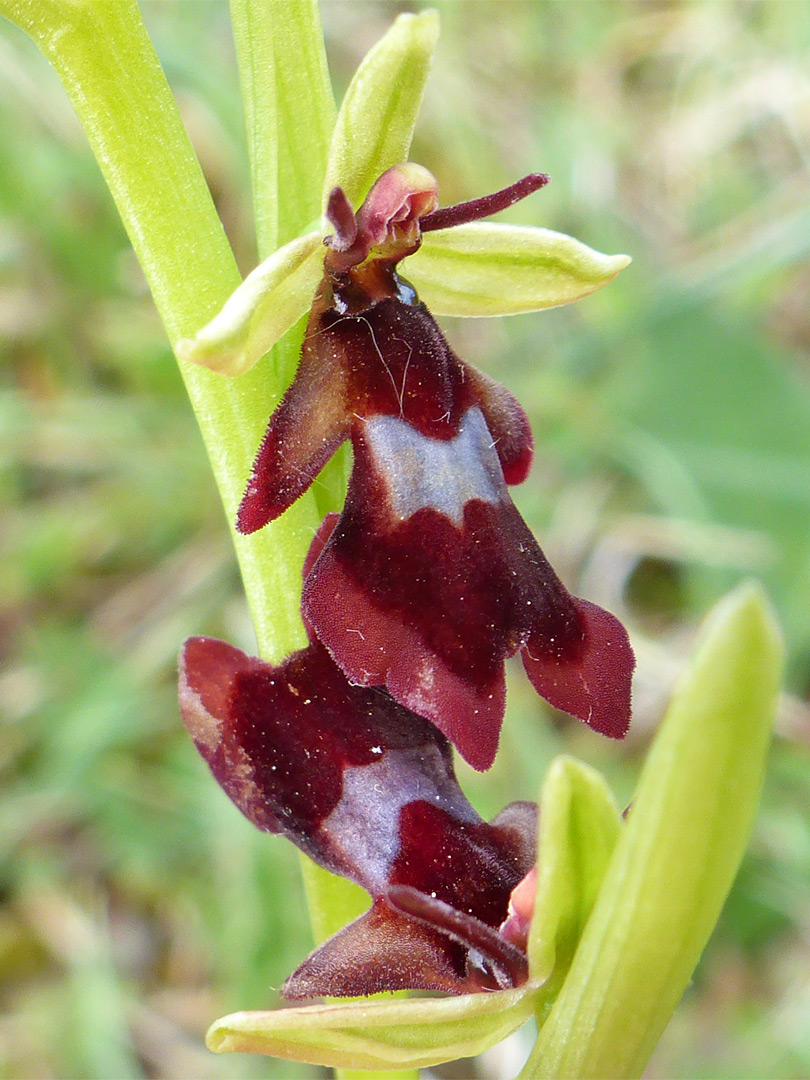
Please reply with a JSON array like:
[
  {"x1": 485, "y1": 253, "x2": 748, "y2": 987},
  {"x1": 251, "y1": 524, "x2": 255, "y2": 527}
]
[
  {"x1": 207, "y1": 984, "x2": 536, "y2": 1071},
  {"x1": 523, "y1": 583, "x2": 783, "y2": 1080},
  {"x1": 230, "y1": 0, "x2": 335, "y2": 257},
  {"x1": 323, "y1": 10, "x2": 440, "y2": 209},
  {"x1": 528, "y1": 757, "x2": 622, "y2": 991},
  {"x1": 175, "y1": 232, "x2": 322, "y2": 376},
  {"x1": 408, "y1": 223, "x2": 631, "y2": 317}
]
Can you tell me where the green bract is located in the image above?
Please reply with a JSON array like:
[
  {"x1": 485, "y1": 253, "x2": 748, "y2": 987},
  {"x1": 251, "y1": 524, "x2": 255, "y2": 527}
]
[
  {"x1": 175, "y1": 232, "x2": 323, "y2": 377},
  {"x1": 409, "y1": 223, "x2": 632, "y2": 317},
  {"x1": 207, "y1": 986, "x2": 536, "y2": 1071},
  {"x1": 523, "y1": 582, "x2": 783, "y2": 1079},
  {"x1": 527, "y1": 758, "x2": 623, "y2": 1001},
  {"x1": 175, "y1": 10, "x2": 631, "y2": 378},
  {"x1": 323, "y1": 10, "x2": 439, "y2": 209}
]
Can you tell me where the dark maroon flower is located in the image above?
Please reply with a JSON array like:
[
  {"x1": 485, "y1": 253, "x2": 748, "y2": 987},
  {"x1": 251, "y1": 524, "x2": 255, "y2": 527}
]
[
  {"x1": 237, "y1": 165, "x2": 634, "y2": 770},
  {"x1": 179, "y1": 633, "x2": 537, "y2": 998}
]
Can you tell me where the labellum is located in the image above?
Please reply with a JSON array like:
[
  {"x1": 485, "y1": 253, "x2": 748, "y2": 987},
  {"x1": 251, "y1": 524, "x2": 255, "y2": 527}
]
[
  {"x1": 179, "y1": 630, "x2": 538, "y2": 998},
  {"x1": 237, "y1": 164, "x2": 634, "y2": 769}
]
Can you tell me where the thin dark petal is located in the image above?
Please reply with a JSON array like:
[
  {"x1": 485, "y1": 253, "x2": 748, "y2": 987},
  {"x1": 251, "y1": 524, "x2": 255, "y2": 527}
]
[
  {"x1": 463, "y1": 365, "x2": 534, "y2": 485},
  {"x1": 325, "y1": 186, "x2": 358, "y2": 251},
  {"x1": 420, "y1": 173, "x2": 550, "y2": 233},
  {"x1": 282, "y1": 899, "x2": 475, "y2": 1000},
  {"x1": 384, "y1": 885, "x2": 529, "y2": 991},
  {"x1": 237, "y1": 307, "x2": 350, "y2": 535}
]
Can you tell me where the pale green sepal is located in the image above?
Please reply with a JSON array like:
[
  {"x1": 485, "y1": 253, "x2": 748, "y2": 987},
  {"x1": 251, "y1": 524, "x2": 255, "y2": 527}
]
[
  {"x1": 522, "y1": 583, "x2": 783, "y2": 1080},
  {"x1": 408, "y1": 223, "x2": 631, "y2": 317},
  {"x1": 528, "y1": 756, "x2": 622, "y2": 989},
  {"x1": 176, "y1": 232, "x2": 322, "y2": 376},
  {"x1": 207, "y1": 985, "x2": 536, "y2": 1070},
  {"x1": 323, "y1": 10, "x2": 439, "y2": 210}
]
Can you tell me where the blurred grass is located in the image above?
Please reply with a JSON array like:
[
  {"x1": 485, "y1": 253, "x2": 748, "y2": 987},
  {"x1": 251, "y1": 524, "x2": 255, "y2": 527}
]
[{"x1": 1, "y1": 2, "x2": 810, "y2": 1077}]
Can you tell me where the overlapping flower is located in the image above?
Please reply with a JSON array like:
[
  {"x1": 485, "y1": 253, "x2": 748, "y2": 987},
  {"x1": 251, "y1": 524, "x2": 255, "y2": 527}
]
[{"x1": 179, "y1": 158, "x2": 634, "y2": 998}]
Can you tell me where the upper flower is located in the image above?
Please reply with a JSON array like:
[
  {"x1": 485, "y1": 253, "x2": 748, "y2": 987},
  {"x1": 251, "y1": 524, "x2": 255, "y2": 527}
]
[{"x1": 226, "y1": 166, "x2": 634, "y2": 769}]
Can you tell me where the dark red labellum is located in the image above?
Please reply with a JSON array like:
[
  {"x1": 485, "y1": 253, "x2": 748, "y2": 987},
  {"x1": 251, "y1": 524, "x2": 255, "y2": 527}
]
[{"x1": 179, "y1": 633, "x2": 537, "y2": 998}]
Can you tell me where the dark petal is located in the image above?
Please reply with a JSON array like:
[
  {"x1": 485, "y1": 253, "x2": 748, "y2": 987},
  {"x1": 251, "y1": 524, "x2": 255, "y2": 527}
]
[
  {"x1": 463, "y1": 365, "x2": 534, "y2": 485},
  {"x1": 282, "y1": 899, "x2": 476, "y2": 1000},
  {"x1": 305, "y1": 405, "x2": 633, "y2": 764},
  {"x1": 391, "y1": 801, "x2": 531, "y2": 928},
  {"x1": 179, "y1": 635, "x2": 483, "y2": 889},
  {"x1": 238, "y1": 261, "x2": 535, "y2": 533},
  {"x1": 303, "y1": 414, "x2": 626, "y2": 766},
  {"x1": 420, "y1": 173, "x2": 550, "y2": 233},
  {"x1": 302, "y1": 511, "x2": 339, "y2": 581},
  {"x1": 179, "y1": 637, "x2": 280, "y2": 834},
  {"x1": 237, "y1": 305, "x2": 350, "y2": 535},
  {"x1": 318, "y1": 297, "x2": 471, "y2": 431},
  {"x1": 303, "y1": 537, "x2": 505, "y2": 771},
  {"x1": 180, "y1": 632, "x2": 539, "y2": 999},
  {"x1": 384, "y1": 885, "x2": 529, "y2": 990},
  {"x1": 521, "y1": 596, "x2": 634, "y2": 739},
  {"x1": 489, "y1": 801, "x2": 539, "y2": 870}
]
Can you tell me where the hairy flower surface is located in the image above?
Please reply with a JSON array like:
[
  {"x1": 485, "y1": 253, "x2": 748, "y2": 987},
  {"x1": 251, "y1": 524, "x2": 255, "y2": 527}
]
[
  {"x1": 237, "y1": 166, "x2": 634, "y2": 769},
  {"x1": 179, "y1": 630, "x2": 537, "y2": 998}
]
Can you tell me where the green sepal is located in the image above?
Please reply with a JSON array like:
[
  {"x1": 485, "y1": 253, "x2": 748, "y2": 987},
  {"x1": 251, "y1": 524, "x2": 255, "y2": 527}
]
[
  {"x1": 409, "y1": 223, "x2": 631, "y2": 317},
  {"x1": 322, "y1": 10, "x2": 439, "y2": 209},
  {"x1": 522, "y1": 583, "x2": 783, "y2": 1080},
  {"x1": 528, "y1": 756, "x2": 623, "y2": 994},
  {"x1": 175, "y1": 232, "x2": 322, "y2": 376},
  {"x1": 207, "y1": 983, "x2": 536, "y2": 1071}
]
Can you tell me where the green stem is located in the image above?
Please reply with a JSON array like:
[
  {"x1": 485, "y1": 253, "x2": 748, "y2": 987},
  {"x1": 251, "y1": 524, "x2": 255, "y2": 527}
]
[
  {"x1": 0, "y1": 1, "x2": 369, "y2": 1067},
  {"x1": 1, "y1": 0, "x2": 316, "y2": 660},
  {"x1": 230, "y1": 0, "x2": 334, "y2": 256}
]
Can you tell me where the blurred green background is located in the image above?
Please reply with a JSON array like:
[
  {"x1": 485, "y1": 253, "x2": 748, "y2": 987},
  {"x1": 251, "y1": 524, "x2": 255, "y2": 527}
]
[{"x1": 1, "y1": 2, "x2": 810, "y2": 1077}]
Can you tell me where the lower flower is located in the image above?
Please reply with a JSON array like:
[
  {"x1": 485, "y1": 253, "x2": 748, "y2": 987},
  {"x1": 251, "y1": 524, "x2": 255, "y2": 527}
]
[{"x1": 179, "y1": 633, "x2": 538, "y2": 998}]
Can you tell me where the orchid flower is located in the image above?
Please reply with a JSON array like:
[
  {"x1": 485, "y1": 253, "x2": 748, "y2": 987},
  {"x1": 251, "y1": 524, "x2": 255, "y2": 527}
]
[
  {"x1": 179, "y1": 145, "x2": 635, "y2": 769},
  {"x1": 180, "y1": 630, "x2": 538, "y2": 998}
]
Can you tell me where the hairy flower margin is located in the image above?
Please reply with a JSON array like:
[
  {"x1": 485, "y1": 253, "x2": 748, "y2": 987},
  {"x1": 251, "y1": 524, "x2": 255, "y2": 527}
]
[{"x1": 0, "y1": 1, "x2": 783, "y2": 1075}]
